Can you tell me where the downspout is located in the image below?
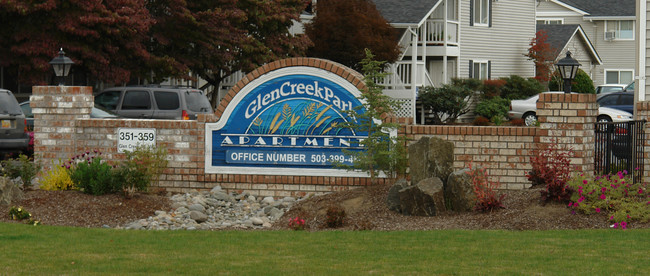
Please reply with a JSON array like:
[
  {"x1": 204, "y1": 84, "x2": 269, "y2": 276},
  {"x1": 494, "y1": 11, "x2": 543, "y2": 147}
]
[
  {"x1": 443, "y1": 0, "x2": 449, "y2": 84},
  {"x1": 637, "y1": 0, "x2": 647, "y2": 106},
  {"x1": 409, "y1": 27, "x2": 418, "y2": 123}
]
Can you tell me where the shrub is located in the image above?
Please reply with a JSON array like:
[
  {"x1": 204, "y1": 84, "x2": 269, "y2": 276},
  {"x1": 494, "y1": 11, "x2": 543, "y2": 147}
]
[
  {"x1": 69, "y1": 157, "x2": 119, "y2": 196},
  {"x1": 465, "y1": 163, "x2": 505, "y2": 212},
  {"x1": 528, "y1": 142, "x2": 574, "y2": 202},
  {"x1": 419, "y1": 84, "x2": 473, "y2": 124},
  {"x1": 500, "y1": 75, "x2": 543, "y2": 100},
  {"x1": 325, "y1": 205, "x2": 346, "y2": 228},
  {"x1": 548, "y1": 69, "x2": 595, "y2": 94},
  {"x1": 509, "y1": 118, "x2": 525, "y2": 126},
  {"x1": 288, "y1": 217, "x2": 306, "y2": 230},
  {"x1": 472, "y1": 116, "x2": 491, "y2": 126},
  {"x1": 116, "y1": 145, "x2": 168, "y2": 197},
  {"x1": 8, "y1": 206, "x2": 39, "y2": 225},
  {"x1": 480, "y1": 79, "x2": 507, "y2": 99},
  {"x1": 40, "y1": 163, "x2": 75, "y2": 191},
  {"x1": 475, "y1": 96, "x2": 510, "y2": 123},
  {"x1": 0, "y1": 154, "x2": 41, "y2": 189},
  {"x1": 567, "y1": 171, "x2": 649, "y2": 229}
]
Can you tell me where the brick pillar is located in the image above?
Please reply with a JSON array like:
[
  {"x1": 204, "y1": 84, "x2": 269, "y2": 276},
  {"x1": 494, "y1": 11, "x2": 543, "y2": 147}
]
[
  {"x1": 536, "y1": 93, "x2": 597, "y2": 175},
  {"x1": 30, "y1": 86, "x2": 93, "y2": 169},
  {"x1": 635, "y1": 101, "x2": 650, "y2": 184}
]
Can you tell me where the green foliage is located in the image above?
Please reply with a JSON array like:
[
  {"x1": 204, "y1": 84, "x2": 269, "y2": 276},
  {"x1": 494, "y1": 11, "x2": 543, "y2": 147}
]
[
  {"x1": 338, "y1": 49, "x2": 408, "y2": 183},
  {"x1": 0, "y1": 154, "x2": 41, "y2": 189},
  {"x1": 419, "y1": 84, "x2": 473, "y2": 124},
  {"x1": 568, "y1": 171, "x2": 649, "y2": 229},
  {"x1": 325, "y1": 205, "x2": 346, "y2": 228},
  {"x1": 70, "y1": 157, "x2": 119, "y2": 196},
  {"x1": 117, "y1": 145, "x2": 169, "y2": 197},
  {"x1": 8, "y1": 206, "x2": 39, "y2": 225},
  {"x1": 40, "y1": 162, "x2": 75, "y2": 191},
  {"x1": 548, "y1": 69, "x2": 595, "y2": 94},
  {"x1": 474, "y1": 96, "x2": 510, "y2": 123},
  {"x1": 499, "y1": 75, "x2": 543, "y2": 100}
]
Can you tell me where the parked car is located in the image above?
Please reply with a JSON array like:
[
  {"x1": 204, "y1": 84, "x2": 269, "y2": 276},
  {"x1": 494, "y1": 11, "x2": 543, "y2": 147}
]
[
  {"x1": 0, "y1": 89, "x2": 30, "y2": 157},
  {"x1": 508, "y1": 92, "x2": 633, "y2": 126},
  {"x1": 596, "y1": 92, "x2": 634, "y2": 114},
  {"x1": 623, "y1": 81, "x2": 634, "y2": 92},
  {"x1": 595, "y1": 84, "x2": 626, "y2": 94},
  {"x1": 19, "y1": 101, "x2": 119, "y2": 130},
  {"x1": 94, "y1": 85, "x2": 213, "y2": 120}
]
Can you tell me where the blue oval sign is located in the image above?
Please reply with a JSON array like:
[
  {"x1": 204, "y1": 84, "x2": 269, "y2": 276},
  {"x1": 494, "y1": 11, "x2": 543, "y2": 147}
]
[{"x1": 205, "y1": 66, "x2": 367, "y2": 176}]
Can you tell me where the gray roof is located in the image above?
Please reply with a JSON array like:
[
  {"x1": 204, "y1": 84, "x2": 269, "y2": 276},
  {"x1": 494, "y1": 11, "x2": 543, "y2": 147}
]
[
  {"x1": 558, "y1": 0, "x2": 635, "y2": 17},
  {"x1": 537, "y1": 24, "x2": 602, "y2": 64},
  {"x1": 372, "y1": 0, "x2": 441, "y2": 25},
  {"x1": 537, "y1": 24, "x2": 581, "y2": 56}
]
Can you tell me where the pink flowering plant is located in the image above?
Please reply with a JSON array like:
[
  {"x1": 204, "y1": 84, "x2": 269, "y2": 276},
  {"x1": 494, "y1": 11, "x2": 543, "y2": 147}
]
[
  {"x1": 567, "y1": 170, "x2": 649, "y2": 229},
  {"x1": 288, "y1": 217, "x2": 306, "y2": 231}
]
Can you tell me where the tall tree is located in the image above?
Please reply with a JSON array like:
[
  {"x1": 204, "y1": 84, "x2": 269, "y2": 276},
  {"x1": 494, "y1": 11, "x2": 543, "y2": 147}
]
[
  {"x1": 304, "y1": 0, "x2": 400, "y2": 70},
  {"x1": 147, "y1": 0, "x2": 312, "y2": 107},
  {"x1": 0, "y1": 0, "x2": 153, "y2": 85},
  {"x1": 525, "y1": 30, "x2": 556, "y2": 84}
]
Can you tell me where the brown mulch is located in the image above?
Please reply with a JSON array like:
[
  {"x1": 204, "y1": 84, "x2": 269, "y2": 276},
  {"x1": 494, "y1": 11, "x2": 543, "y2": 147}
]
[{"x1": 2, "y1": 183, "x2": 648, "y2": 230}]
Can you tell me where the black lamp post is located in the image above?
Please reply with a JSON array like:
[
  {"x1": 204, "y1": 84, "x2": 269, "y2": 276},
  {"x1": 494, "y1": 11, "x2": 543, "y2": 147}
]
[
  {"x1": 49, "y1": 48, "x2": 74, "y2": 86},
  {"x1": 555, "y1": 51, "x2": 581, "y2": 93}
]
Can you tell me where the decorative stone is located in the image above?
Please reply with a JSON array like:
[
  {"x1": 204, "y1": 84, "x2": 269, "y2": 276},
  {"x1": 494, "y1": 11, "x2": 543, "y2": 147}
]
[
  {"x1": 386, "y1": 178, "x2": 409, "y2": 212},
  {"x1": 0, "y1": 177, "x2": 22, "y2": 206},
  {"x1": 408, "y1": 137, "x2": 454, "y2": 188},
  {"x1": 398, "y1": 177, "x2": 446, "y2": 216},
  {"x1": 445, "y1": 169, "x2": 476, "y2": 212},
  {"x1": 189, "y1": 211, "x2": 208, "y2": 223}
]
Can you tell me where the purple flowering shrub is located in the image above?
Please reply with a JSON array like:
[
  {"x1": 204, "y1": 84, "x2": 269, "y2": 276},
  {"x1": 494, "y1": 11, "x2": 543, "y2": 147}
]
[{"x1": 567, "y1": 171, "x2": 649, "y2": 229}]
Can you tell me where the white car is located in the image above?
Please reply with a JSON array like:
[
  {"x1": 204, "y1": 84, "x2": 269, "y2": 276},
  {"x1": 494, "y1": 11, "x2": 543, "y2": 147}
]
[
  {"x1": 595, "y1": 84, "x2": 626, "y2": 95},
  {"x1": 508, "y1": 93, "x2": 633, "y2": 126}
]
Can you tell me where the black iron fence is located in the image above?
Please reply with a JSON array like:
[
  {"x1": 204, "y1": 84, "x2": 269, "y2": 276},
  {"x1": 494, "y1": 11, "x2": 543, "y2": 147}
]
[{"x1": 594, "y1": 120, "x2": 645, "y2": 183}]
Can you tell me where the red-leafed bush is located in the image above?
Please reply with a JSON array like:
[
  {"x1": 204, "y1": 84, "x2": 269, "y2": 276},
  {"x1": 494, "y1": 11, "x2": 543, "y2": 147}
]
[
  {"x1": 528, "y1": 142, "x2": 574, "y2": 202},
  {"x1": 466, "y1": 163, "x2": 505, "y2": 212}
]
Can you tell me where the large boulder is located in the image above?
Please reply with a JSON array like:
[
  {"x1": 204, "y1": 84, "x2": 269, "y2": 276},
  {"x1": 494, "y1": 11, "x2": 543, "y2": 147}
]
[
  {"x1": 386, "y1": 178, "x2": 409, "y2": 212},
  {"x1": 398, "y1": 177, "x2": 446, "y2": 216},
  {"x1": 0, "y1": 176, "x2": 22, "y2": 206},
  {"x1": 445, "y1": 169, "x2": 476, "y2": 212},
  {"x1": 408, "y1": 137, "x2": 454, "y2": 187}
]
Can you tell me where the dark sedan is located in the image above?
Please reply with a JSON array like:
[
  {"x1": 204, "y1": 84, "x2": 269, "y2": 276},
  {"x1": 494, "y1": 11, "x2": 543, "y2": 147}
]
[{"x1": 596, "y1": 92, "x2": 634, "y2": 114}]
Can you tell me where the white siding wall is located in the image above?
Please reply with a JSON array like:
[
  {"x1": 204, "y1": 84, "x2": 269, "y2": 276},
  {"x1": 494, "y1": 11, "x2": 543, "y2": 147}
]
[
  {"x1": 460, "y1": 0, "x2": 536, "y2": 79},
  {"x1": 536, "y1": 1, "x2": 635, "y2": 86}
]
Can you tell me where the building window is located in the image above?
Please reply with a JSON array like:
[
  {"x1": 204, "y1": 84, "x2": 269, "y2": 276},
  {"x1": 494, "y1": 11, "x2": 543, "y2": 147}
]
[
  {"x1": 536, "y1": 18, "x2": 563, "y2": 25},
  {"x1": 471, "y1": 0, "x2": 490, "y2": 26},
  {"x1": 605, "y1": 70, "x2": 634, "y2": 84},
  {"x1": 469, "y1": 60, "x2": 490, "y2": 79},
  {"x1": 605, "y1": 20, "x2": 634, "y2": 40}
]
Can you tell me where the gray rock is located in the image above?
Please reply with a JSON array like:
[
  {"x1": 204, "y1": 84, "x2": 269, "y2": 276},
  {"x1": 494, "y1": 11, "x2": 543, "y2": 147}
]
[
  {"x1": 269, "y1": 208, "x2": 284, "y2": 220},
  {"x1": 251, "y1": 217, "x2": 264, "y2": 225},
  {"x1": 262, "y1": 196, "x2": 275, "y2": 205},
  {"x1": 212, "y1": 191, "x2": 234, "y2": 202},
  {"x1": 189, "y1": 211, "x2": 208, "y2": 223},
  {"x1": 408, "y1": 137, "x2": 454, "y2": 187},
  {"x1": 445, "y1": 169, "x2": 476, "y2": 212},
  {"x1": 386, "y1": 178, "x2": 409, "y2": 212},
  {"x1": 204, "y1": 198, "x2": 220, "y2": 207},
  {"x1": 210, "y1": 186, "x2": 223, "y2": 193},
  {"x1": 175, "y1": 206, "x2": 189, "y2": 214},
  {"x1": 188, "y1": 203, "x2": 206, "y2": 212},
  {"x1": 0, "y1": 177, "x2": 22, "y2": 206},
  {"x1": 398, "y1": 177, "x2": 446, "y2": 216}
]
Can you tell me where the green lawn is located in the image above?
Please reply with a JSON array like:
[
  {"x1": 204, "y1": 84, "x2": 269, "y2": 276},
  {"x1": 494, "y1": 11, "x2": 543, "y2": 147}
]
[{"x1": 1, "y1": 223, "x2": 648, "y2": 275}]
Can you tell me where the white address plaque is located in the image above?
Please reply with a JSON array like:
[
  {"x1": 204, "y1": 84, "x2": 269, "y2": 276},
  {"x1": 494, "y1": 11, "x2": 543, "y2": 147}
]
[{"x1": 117, "y1": 128, "x2": 156, "y2": 153}]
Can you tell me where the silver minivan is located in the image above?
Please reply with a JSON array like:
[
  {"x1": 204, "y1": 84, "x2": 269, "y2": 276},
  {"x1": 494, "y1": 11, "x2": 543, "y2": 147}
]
[
  {"x1": 95, "y1": 86, "x2": 213, "y2": 120},
  {"x1": 0, "y1": 89, "x2": 29, "y2": 156}
]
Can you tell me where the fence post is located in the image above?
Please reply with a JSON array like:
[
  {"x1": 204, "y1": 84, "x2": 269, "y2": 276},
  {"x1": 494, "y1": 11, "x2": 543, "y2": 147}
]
[
  {"x1": 635, "y1": 101, "x2": 650, "y2": 184},
  {"x1": 536, "y1": 93, "x2": 597, "y2": 176}
]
